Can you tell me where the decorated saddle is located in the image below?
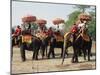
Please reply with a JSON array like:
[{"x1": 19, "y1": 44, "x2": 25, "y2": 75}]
[
  {"x1": 54, "y1": 32, "x2": 64, "y2": 42},
  {"x1": 80, "y1": 33, "x2": 90, "y2": 42},
  {"x1": 35, "y1": 32, "x2": 48, "y2": 40}
]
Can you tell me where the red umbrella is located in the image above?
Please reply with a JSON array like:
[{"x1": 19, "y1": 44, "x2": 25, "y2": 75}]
[
  {"x1": 22, "y1": 15, "x2": 36, "y2": 23},
  {"x1": 35, "y1": 19, "x2": 47, "y2": 26},
  {"x1": 53, "y1": 18, "x2": 64, "y2": 28}
]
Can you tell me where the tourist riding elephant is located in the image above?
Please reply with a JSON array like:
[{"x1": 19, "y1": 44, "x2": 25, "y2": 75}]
[
  {"x1": 72, "y1": 33, "x2": 92, "y2": 63},
  {"x1": 62, "y1": 31, "x2": 92, "y2": 64}
]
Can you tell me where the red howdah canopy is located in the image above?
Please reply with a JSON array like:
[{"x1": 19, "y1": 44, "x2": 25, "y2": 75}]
[
  {"x1": 53, "y1": 18, "x2": 64, "y2": 25},
  {"x1": 78, "y1": 13, "x2": 92, "y2": 21},
  {"x1": 22, "y1": 15, "x2": 36, "y2": 23},
  {"x1": 35, "y1": 19, "x2": 47, "y2": 26}
]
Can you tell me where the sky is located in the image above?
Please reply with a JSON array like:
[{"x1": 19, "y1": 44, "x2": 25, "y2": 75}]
[{"x1": 12, "y1": 1, "x2": 95, "y2": 29}]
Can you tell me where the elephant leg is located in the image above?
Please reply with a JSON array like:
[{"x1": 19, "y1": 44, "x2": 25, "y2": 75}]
[
  {"x1": 20, "y1": 44, "x2": 26, "y2": 61},
  {"x1": 51, "y1": 47, "x2": 55, "y2": 58},
  {"x1": 35, "y1": 49, "x2": 39, "y2": 60},
  {"x1": 40, "y1": 46, "x2": 44, "y2": 59},
  {"x1": 88, "y1": 49, "x2": 91, "y2": 61},
  {"x1": 75, "y1": 53, "x2": 78, "y2": 63},
  {"x1": 83, "y1": 49, "x2": 86, "y2": 60},
  {"x1": 47, "y1": 52, "x2": 50, "y2": 59},
  {"x1": 48, "y1": 46, "x2": 52, "y2": 59},
  {"x1": 78, "y1": 49, "x2": 82, "y2": 56},
  {"x1": 32, "y1": 51, "x2": 35, "y2": 60},
  {"x1": 42, "y1": 46, "x2": 45, "y2": 59},
  {"x1": 18, "y1": 41, "x2": 20, "y2": 47},
  {"x1": 72, "y1": 48, "x2": 75, "y2": 63},
  {"x1": 45, "y1": 46, "x2": 48, "y2": 57},
  {"x1": 11, "y1": 47, "x2": 13, "y2": 59},
  {"x1": 32, "y1": 48, "x2": 36, "y2": 60},
  {"x1": 48, "y1": 44, "x2": 55, "y2": 58},
  {"x1": 16, "y1": 37, "x2": 19, "y2": 46},
  {"x1": 72, "y1": 53, "x2": 75, "y2": 63},
  {"x1": 88, "y1": 43, "x2": 92, "y2": 61},
  {"x1": 75, "y1": 49, "x2": 79, "y2": 62},
  {"x1": 65, "y1": 46, "x2": 69, "y2": 56},
  {"x1": 72, "y1": 48, "x2": 78, "y2": 63},
  {"x1": 32, "y1": 48, "x2": 38, "y2": 60}
]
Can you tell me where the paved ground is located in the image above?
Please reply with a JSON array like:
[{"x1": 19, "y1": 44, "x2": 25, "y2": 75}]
[{"x1": 11, "y1": 42, "x2": 96, "y2": 74}]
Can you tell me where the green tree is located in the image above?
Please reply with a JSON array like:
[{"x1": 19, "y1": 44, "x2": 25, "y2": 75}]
[
  {"x1": 64, "y1": 11, "x2": 81, "y2": 32},
  {"x1": 88, "y1": 11, "x2": 96, "y2": 41},
  {"x1": 64, "y1": 5, "x2": 91, "y2": 32},
  {"x1": 74, "y1": 5, "x2": 91, "y2": 13},
  {"x1": 64, "y1": 5, "x2": 96, "y2": 41}
]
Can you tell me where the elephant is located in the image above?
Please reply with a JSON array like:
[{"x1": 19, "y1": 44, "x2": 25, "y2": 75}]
[
  {"x1": 62, "y1": 31, "x2": 92, "y2": 64},
  {"x1": 20, "y1": 35, "x2": 42, "y2": 61},
  {"x1": 47, "y1": 35, "x2": 68, "y2": 59}
]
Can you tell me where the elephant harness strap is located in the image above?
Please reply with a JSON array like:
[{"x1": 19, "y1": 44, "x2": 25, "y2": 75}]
[{"x1": 76, "y1": 28, "x2": 90, "y2": 42}]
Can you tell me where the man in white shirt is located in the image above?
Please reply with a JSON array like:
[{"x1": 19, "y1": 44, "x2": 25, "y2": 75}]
[{"x1": 78, "y1": 20, "x2": 88, "y2": 34}]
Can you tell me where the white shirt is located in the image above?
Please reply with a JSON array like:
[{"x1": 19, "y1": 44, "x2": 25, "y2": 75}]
[
  {"x1": 78, "y1": 23, "x2": 85, "y2": 28},
  {"x1": 78, "y1": 23, "x2": 88, "y2": 29}
]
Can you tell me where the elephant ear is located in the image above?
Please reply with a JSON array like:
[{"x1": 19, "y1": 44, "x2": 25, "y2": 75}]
[{"x1": 80, "y1": 33, "x2": 90, "y2": 42}]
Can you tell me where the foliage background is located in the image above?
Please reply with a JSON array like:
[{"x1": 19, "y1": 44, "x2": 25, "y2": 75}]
[{"x1": 63, "y1": 5, "x2": 96, "y2": 41}]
